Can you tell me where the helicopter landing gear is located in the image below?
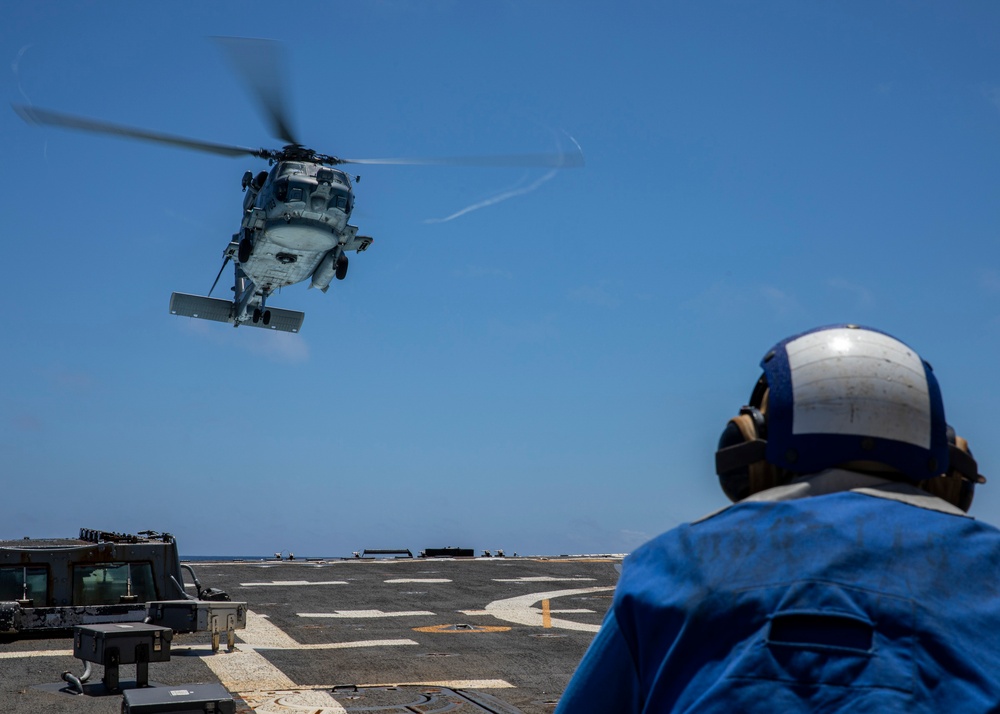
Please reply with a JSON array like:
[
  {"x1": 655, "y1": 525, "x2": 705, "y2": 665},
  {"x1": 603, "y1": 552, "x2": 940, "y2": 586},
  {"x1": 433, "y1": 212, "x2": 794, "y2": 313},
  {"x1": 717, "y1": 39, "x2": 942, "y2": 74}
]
[
  {"x1": 336, "y1": 254, "x2": 349, "y2": 281},
  {"x1": 251, "y1": 308, "x2": 272, "y2": 325},
  {"x1": 238, "y1": 237, "x2": 253, "y2": 263}
]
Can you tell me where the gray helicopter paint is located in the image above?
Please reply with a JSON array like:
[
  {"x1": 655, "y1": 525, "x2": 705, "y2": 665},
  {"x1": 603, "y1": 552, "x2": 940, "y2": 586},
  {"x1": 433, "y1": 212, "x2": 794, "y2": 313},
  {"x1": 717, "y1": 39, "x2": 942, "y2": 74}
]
[{"x1": 233, "y1": 161, "x2": 371, "y2": 301}]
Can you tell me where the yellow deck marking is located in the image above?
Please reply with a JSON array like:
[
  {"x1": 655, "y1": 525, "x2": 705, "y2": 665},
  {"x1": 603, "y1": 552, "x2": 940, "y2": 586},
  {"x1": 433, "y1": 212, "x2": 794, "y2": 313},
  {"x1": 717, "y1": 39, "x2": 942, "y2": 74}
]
[
  {"x1": 412, "y1": 624, "x2": 511, "y2": 633},
  {"x1": 542, "y1": 599, "x2": 552, "y2": 628}
]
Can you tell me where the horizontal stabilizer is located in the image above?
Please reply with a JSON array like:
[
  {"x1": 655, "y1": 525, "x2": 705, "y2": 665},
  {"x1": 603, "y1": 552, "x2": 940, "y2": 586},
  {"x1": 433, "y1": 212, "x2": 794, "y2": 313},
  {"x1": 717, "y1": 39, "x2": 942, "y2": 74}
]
[
  {"x1": 169, "y1": 293, "x2": 305, "y2": 333},
  {"x1": 169, "y1": 293, "x2": 233, "y2": 323},
  {"x1": 252, "y1": 306, "x2": 305, "y2": 333}
]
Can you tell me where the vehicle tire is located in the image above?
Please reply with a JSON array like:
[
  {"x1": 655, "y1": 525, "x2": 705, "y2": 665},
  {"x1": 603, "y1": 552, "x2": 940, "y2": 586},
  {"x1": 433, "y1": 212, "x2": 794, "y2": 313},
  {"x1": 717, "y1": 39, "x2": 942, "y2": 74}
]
[
  {"x1": 252, "y1": 308, "x2": 261, "y2": 324},
  {"x1": 336, "y1": 255, "x2": 349, "y2": 280}
]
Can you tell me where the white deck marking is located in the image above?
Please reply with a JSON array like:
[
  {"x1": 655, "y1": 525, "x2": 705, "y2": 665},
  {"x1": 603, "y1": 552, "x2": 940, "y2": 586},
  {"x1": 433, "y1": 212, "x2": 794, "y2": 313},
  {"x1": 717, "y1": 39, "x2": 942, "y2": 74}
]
[
  {"x1": 202, "y1": 611, "x2": 420, "y2": 699},
  {"x1": 201, "y1": 611, "x2": 298, "y2": 691},
  {"x1": 298, "y1": 609, "x2": 435, "y2": 618},
  {"x1": 238, "y1": 611, "x2": 300, "y2": 648},
  {"x1": 239, "y1": 580, "x2": 348, "y2": 586},
  {"x1": 348, "y1": 679, "x2": 513, "y2": 689},
  {"x1": 246, "y1": 689, "x2": 348, "y2": 713},
  {"x1": 384, "y1": 578, "x2": 452, "y2": 583},
  {"x1": 485, "y1": 587, "x2": 614, "y2": 632},
  {"x1": 247, "y1": 681, "x2": 515, "y2": 712},
  {"x1": 494, "y1": 576, "x2": 596, "y2": 582},
  {"x1": 0, "y1": 649, "x2": 73, "y2": 658},
  {"x1": 252, "y1": 639, "x2": 418, "y2": 651}
]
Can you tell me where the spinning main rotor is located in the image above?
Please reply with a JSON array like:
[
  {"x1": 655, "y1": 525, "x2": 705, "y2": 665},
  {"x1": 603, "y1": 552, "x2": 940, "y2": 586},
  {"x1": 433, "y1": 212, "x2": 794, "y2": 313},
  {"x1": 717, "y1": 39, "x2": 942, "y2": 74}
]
[{"x1": 12, "y1": 38, "x2": 584, "y2": 171}]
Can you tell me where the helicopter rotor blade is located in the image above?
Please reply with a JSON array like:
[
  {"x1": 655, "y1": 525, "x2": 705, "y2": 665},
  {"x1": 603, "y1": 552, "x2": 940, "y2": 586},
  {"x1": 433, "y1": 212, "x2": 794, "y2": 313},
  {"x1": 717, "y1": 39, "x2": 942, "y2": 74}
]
[
  {"x1": 12, "y1": 103, "x2": 267, "y2": 159},
  {"x1": 336, "y1": 146, "x2": 586, "y2": 169},
  {"x1": 208, "y1": 255, "x2": 232, "y2": 298},
  {"x1": 212, "y1": 37, "x2": 298, "y2": 147}
]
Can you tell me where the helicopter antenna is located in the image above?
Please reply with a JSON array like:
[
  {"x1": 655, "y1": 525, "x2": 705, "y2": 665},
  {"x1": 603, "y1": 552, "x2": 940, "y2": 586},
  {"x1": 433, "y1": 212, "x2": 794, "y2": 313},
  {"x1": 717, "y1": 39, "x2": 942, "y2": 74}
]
[{"x1": 208, "y1": 255, "x2": 231, "y2": 297}]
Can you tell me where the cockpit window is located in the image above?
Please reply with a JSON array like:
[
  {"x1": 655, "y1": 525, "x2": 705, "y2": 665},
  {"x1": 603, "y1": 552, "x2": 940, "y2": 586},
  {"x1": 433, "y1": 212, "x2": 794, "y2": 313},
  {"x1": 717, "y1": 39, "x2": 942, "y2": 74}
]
[
  {"x1": 279, "y1": 162, "x2": 305, "y2": 176},
  {"x1": 73, "y1": 562, "x2": 156, "y2": 605},
  {"x1": 0, "y1": 565, "x2": 47, "y2": 604},
  {"x1": 288, "y1": 182, "x2": 307, "y2": 202},
  {"x1": 330, "y1": 189, "x2": 350, "y2": 211}
]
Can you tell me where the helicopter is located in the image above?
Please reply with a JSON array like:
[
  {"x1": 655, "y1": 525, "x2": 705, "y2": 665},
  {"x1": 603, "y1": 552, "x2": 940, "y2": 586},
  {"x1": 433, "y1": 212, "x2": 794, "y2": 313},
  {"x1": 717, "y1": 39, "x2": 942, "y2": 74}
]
[{"x1": 13, "y1": 38, "x2": 583, "y2": 333}]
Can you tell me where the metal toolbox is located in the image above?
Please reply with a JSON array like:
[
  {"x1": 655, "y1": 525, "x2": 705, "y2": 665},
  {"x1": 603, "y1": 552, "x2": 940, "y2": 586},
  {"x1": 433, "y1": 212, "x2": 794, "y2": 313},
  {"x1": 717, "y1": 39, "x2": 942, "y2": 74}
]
[
  {"x1": 146, "y1": 600, "x2": 247, "y2": 651},
  {"x1": 72, "y1": 622, "x2": 172, "y2": 690},
  {"x1": 73, "y1": 622, "x2": 172, "y2": 665},
  {"x1": 122, "y1": 683, "x2": 236, "y2": 713}
]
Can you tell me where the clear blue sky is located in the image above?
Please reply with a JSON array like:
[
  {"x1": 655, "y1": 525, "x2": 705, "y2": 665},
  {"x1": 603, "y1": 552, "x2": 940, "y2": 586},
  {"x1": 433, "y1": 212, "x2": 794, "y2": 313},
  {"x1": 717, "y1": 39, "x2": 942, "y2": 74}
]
[{"x1": 4, "y1": 1, "x2": 1000, "y2": 556}]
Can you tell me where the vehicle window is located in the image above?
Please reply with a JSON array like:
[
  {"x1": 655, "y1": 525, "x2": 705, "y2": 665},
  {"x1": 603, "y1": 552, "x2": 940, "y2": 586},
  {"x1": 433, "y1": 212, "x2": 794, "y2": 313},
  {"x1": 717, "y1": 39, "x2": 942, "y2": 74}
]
[
  {"x1": 275, "y1": 179, "x2": 288, "y2": 202},
  {"x1": 288, "y1": 181, "x2": 310, "y2": 202},
  {"x1": 330, "y1": 189, "x2": 349, "y2": 211},
  {"x1": 72, "y1": 562, "x2": 156, "y2": 605},
  {"x1": 0, "y1": 566, "x2": 47, "y2": 604},
  {"x1": 279, "y1": 162, "x2": 305, "y2": 176}
]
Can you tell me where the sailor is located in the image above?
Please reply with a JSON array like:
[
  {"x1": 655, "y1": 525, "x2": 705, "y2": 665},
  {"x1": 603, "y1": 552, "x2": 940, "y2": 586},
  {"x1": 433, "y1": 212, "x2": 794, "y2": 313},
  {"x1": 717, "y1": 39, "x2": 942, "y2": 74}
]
[{"x1": 556, "y1": 324, "x2": 1000, "y2": 712}]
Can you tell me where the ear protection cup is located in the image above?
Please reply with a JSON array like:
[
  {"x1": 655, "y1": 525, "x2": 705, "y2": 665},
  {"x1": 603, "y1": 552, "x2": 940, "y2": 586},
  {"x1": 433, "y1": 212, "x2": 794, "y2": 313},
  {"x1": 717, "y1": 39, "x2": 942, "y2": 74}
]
[
  {"x1": 715, "y1": 383, "x2": 785, "y2": 501},
  {"x1": 919, "y1": 431, "x2": 986, "y2": 512},
  {"x1": 716, "y1": 412, "x2": 761, "y2": 502}
]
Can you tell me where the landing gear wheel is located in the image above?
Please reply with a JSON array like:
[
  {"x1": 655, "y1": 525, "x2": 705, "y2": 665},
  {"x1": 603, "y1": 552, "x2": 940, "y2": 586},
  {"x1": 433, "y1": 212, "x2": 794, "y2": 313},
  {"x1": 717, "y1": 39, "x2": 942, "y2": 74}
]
[
  {"x1": 263, "y1": 310, "x2": 272, "y2": 326},
  {"x1": 252, "y1": 308, "x2": 262, "y2": 324},
  {"x1": 238, "y1": 238, "x2": 253, "y2": 263},
  {"x1": 336, "y1": 255, "x2": 349, "y2": 281}
]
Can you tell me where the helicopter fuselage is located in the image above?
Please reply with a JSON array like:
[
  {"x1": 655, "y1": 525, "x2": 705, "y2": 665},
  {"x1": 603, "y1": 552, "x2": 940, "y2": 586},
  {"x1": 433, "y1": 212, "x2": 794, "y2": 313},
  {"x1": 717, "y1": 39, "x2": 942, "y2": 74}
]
[{"x1": 223, "y1": 159, "x2": 373, "y2": 326}]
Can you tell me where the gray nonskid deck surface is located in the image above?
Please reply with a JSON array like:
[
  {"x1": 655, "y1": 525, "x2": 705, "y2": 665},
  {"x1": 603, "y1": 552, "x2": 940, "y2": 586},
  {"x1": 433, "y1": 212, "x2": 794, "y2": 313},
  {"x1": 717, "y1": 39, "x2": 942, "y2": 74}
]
[{"x1": 1, "y1": 556, "x2": 620, "y2": 713}]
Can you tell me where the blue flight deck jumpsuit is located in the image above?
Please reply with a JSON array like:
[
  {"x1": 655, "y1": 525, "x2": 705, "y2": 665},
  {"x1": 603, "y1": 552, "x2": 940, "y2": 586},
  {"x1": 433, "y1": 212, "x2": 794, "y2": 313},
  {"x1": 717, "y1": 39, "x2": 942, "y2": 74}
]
[{"x1": 555, "y1": 471, "x2": 1000, "y2": 713}]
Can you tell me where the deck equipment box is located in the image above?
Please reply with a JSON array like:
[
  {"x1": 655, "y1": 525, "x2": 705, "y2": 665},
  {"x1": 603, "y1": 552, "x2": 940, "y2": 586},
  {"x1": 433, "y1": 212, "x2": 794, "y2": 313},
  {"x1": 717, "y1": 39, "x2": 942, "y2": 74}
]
[
  {"x1": 122, "y1": 683, "x2": 236, "y2": 713},
  {"x1": 73, "y1": 622, "x2": 172, "y2": 690},
  {"x1": 146, "y1": 600, "x2": 247, "y2": 651}
]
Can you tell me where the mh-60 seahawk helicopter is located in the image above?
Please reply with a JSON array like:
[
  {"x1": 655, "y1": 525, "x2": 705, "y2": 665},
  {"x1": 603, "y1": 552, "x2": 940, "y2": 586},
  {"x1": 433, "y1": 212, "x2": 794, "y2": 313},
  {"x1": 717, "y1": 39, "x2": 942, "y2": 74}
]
[{"x1": 14, "y1": 38, "x2": 583, "y2": 333}]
